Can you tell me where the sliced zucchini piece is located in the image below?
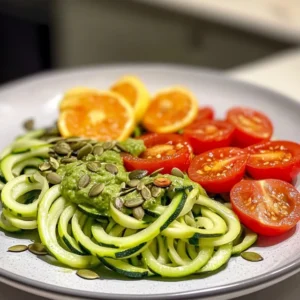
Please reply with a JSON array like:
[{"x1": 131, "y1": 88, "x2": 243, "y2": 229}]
[
  {"x1": 196, "y1": 195, "x2": 241, "y2": 247},
  {"x1": 1, "y1": 174, "x2": 48, "y2": 218},
  {"x1": 198, "y1": 243, "x2": 232, "y2": 273},
  {"x1": 232, "y1": 227, "x2": 257, "y2": 255},
  {"x1": 1, "y1": 145, "x2": 50, "y2": 181},
  {"x1": 38, "y1": 185, "x2": 99, "y2": 268},
  {"x1": 110, "y1": 201, "x2": 148, "y2": 230},
  {"x1": 142, "y1": 244, "x2": 213, "y2": 277},
  {"x1": 99, "y1": 257, "x2": 151, "y2": 278},
  {"x1": 91, "y1": 192, "x2": 186, "y2": 249}
]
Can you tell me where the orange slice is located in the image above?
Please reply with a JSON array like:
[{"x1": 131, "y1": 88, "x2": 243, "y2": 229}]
[
  {"x1": 142, "y1": 86, "x2": 198, "y2": 133},
  {"x1": 111, "y1": 75, "x2": 150, "y2": 122},
  {"x1": 58, "y1": 90, "x2": 135, "y2": 141}
]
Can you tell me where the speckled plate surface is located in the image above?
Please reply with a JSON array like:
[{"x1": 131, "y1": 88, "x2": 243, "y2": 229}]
[{"x1": 0, "y1": 65, "x2": 299, "y2": 300}]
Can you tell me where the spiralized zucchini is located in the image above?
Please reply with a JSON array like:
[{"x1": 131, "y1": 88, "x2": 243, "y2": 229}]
[{"x1": 0, "y1": 133, "x2": 258, "y2": 278}]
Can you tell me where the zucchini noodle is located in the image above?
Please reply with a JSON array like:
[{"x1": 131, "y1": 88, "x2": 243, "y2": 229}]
[{"x1": 0, "y1": 133, "x2": 257, "y2": 278}]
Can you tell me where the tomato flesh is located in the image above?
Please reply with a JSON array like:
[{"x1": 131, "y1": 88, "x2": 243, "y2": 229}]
[
  {"x1": 226, "y1": 107, "x2": 273, "y2": 147},
  {"x1": 230, "y1": 179, "x2": 300, "y2": 236},
  {"x1": 122, "y1": 133, "x2": 192, "y2": 174},
  {"x1": 183, "y1": 120, "x2": 235, "y2": 154},
  {"x1": 188, "y1": 147, "x2": 248, "y2": 193},
  {"x1": 190, "y1": 107, "x2": 214, "y2": 124},
  {"x1": 246, "y1": 141, "x2": 300, "y2": 182}
]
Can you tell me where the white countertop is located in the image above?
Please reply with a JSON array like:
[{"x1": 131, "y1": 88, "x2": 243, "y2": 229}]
[{"x1": 137, "y1": 0, "x2": 300, "y2": 43}]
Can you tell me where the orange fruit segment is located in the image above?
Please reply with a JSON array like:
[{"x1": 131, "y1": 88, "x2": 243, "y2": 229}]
[
  {"x1": 111, "y1": 75, "x2": 150, "y2": 122},
  {"x1": 58, "y1": 90, "x2": 135, "y2": 141},
  {"x1": 142, "y1": 86, "x2": 198, "y2": 133}
]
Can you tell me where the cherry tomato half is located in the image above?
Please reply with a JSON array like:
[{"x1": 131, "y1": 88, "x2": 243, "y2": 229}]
[
  {"x1": 230, "y1": 179, "x2": 300, "y2": 236},
  {"x1": 191, "y1": 107, "x2": 214, "y2": 124},
  {"x1": 188, "y1": 147, "x2": 249, "y2": 193},
  {"x1": 183, "y1": 120, "x2": 235, "y2": 154},
  {"x1": 122, "y1": 133, "x2": 192, "y2": 174},
  {"x1": 226, "y1": 107, "x2": 273, "y2": 147},
  {"x1": 246, "y1": 140, "x2": 300, "y2": 182}
]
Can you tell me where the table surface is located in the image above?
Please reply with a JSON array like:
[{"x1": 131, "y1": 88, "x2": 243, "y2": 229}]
[{"x1": 1, "y1": 48, "x2": 300, "y2": 299}]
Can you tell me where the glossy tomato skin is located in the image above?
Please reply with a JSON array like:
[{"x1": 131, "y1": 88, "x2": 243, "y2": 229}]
[
  {"x1": 122, "y1": 133, "x2": 192, "y2": 174},
  {"x1": 230, "y1": 179, "x2": 300, "y2": 236},
  {"x1": 246, "y1": 140, "x2": 300, "y2": 182},
  {"x1": 192, "y1": 107, "x2": 214, "y2": 124},
  {"x1": 188, "y1": 147, "x2": 249, "y2": 193},
  {"x1": 183, "y1": 120, "x2": 235, "y2": 154},
  {"x1": 226, "y1": 107, "x2": 273, "y2": 147}
]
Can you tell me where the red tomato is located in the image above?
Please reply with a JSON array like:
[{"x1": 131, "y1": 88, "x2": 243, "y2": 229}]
[
  {"x1": 188, "y1": 147, "x2": 248, "y2": 193},
  {"x1": 230, "y1": 179, "x2": 300, "y2": 236},
  {"x1": 183, "y1": 120, "x2": 235, "y2": 154},
  {"x1": 122, "y1": 133, "x2": 192, "y2": 174},
  {"x1": 246, "y1": 141, "x2": 300, "y2": 182},
  {"x1": 192, "y1": 107, "x2": 214, "y2": 124},
  {"x1": 226, "y1": 107, "x2": 273, "y2": 147}
]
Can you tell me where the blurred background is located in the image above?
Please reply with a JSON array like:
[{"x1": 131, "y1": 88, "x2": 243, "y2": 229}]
[{"x1": 0, "y1": 0, "x2": 299, "y2": 84}]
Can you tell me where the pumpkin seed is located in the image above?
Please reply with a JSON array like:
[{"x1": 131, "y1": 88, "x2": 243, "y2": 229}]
[
  {"x1": 87, "y1": 162, "x2": 100, "y2": 172},
  {"x1": 88, "y1": 183, "x2": 105, "y2": 197},
  {"x1": 115, "y1": 142, "x2": 128, "y2": 152},
  {"x1": 241, "y1": 252, "x2": 263, "y2": 262},
  {"x1": 39, "y1": 162, "x2": 51, "y2": 172},
  {"x1": 133, "y1": 206, "x2": 145, "y2": 220},
  {"x1": 28, "y1": 243, "x2": 48, "y2": 255},
  {"x1": 150, "y1": 168, "x2": 164, "y2": 177},
  {"x1": 112, "y1": 146, "x2": 121, "y2": 153},
  {"x1": 141, "y1": 186, "x2": 152, "y2": 200},
  {"x1": 61, "y1": 157, "x2": 77, "y2": 164},
  {"x1": 151, "y1": 186, "x2": 162, "y2": 198},
  {"x1": 103, "y1": 141, "x2": 115, "y2": 150},
  {"x1": 23, "y1": 119, "x2": 34, "y2": 131},
  {"x1": 114, "y1": 197, "x2": 124, "y2": 210},
  {"x1": 154, "y1": 177, "x2": 171, "y2": 188},
  {"x1": 76, "y1": 269, "x2": 100, "y2": 280},
  {"x1": 49, "y1": 157, "x2": 60, "y2": 170},
  {"x1": 137, "y1": 182, "x2": 145, "y2": 191},
  {"x1": 118, "y1": 187, "x2": 136, "y2": 196},
  {"x1": 46, "y1": 172, "x2": 62, "y2": 185},
  {"x1": 93, "y1": 145, "x2": 104, "y2": 156},
  {"x1": 129, "y1": 170, "x2": 148, "y2": 180},
  {"x1": 77, "y1": 143, "x2": 93, "y2": 160},
  {"x1": 105, "y1": 164, "x2": 118, "y2": 175},
  {"x1": 8, "y1": 244, "x2": 28, "y2": 253},
  {"x1": 120, "y1": 182, "x2": 126, "y2": 190},
  {"x1": 127, "y1": 179, "x2": 140, "y2": 188},
  {"x1": 78, "y1": 174, "x2": 90, "y2": 189},
  {"x1": 47, "y1": 137, "x2": 64, "y2": 144},
  {"x1": 54, "y1": 142, "x2": 71, "y2": 155},
  {"x1": 171, "y1": 167, "x2": 184, "y2": 178},
  {"x1": 124, "y1": 198, "x2": 144, "y2": 208},
  {"x1": 71, "y1": 141, "x2": 87, "y2": 151}
]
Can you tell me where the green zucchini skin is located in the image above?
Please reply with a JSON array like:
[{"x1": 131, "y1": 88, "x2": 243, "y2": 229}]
[
  {"x1": 232, "y1": 227, "x2": 258, "y2": 255},
  {"x1": 91, "y1": 192, "x2": 187, "y2": 249},
  {"x1": 99, "y1": 257, "x2": 150, "y2": 278}
]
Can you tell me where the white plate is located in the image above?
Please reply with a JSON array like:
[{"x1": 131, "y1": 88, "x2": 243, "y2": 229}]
[{"x1": 0, "y1": 64, "x2": 299, "y2": 300}]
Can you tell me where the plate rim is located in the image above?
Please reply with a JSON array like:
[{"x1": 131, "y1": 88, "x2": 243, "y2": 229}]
[{"x1": 0, "y1": 63, "x2": 300, "y2": 299}]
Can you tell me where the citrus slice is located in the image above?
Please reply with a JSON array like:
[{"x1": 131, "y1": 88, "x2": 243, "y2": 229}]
[
  {"x1": 60, "y1": 87, "x2": 100, "y2": 111},
  {"x1": 110, "y1": 75, "x2": 150, "y2": 122},
  {"x1": 142, "y1": 86, "x2": 198, "y2": 133},
  {"x1": 58, "y1": 90, "x2": 135, "y2": 141}
]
